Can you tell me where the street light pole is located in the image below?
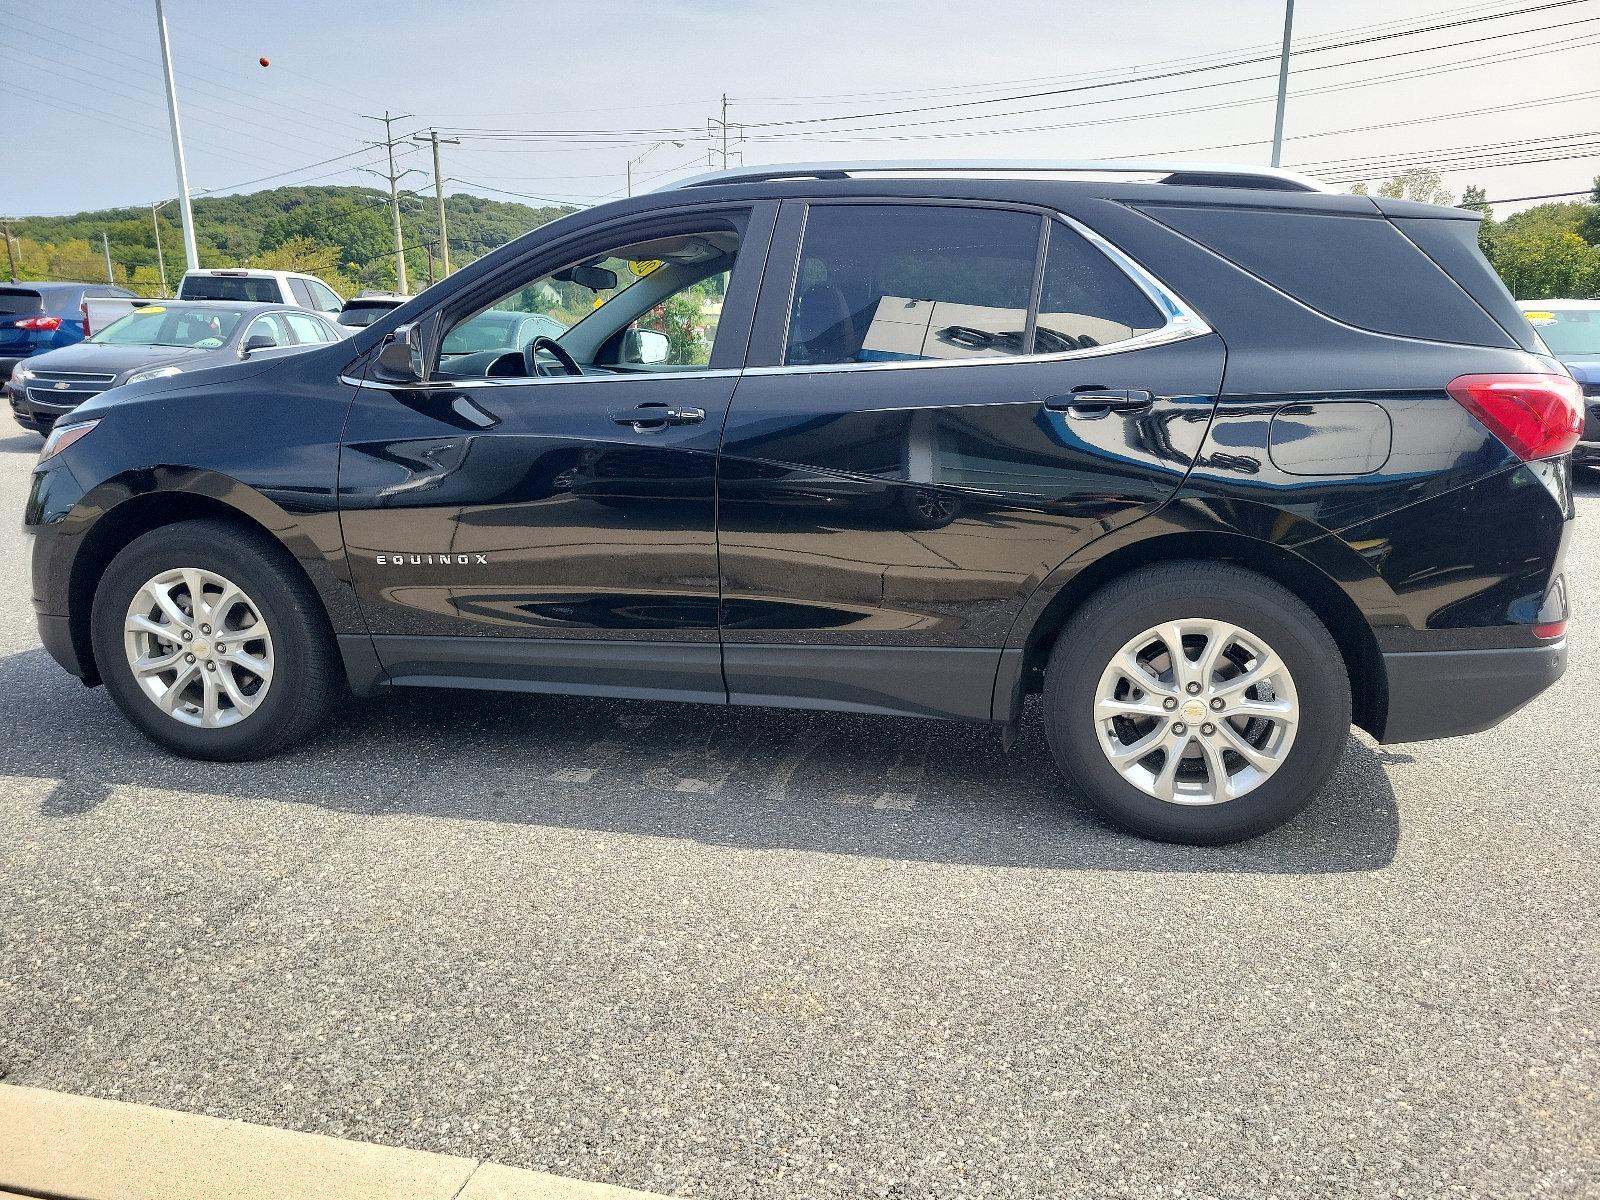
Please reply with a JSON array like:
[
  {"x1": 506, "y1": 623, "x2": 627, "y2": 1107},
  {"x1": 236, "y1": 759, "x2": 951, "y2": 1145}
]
[
  {"x1": 154, "y1": 0, "x2": 199, "y2": 270},
  {"x1": 1270, "y1": 0, "x2": 1295, "y2": 168},
  {"x1": 151, "y1": 201, "x2": 171, "y2": 296},
  {"x1": 626, "y1": 140, "x2": 685, "y2": 196}
]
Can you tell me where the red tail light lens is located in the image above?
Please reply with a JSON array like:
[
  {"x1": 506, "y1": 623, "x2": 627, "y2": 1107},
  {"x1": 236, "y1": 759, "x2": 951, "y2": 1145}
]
[
  {"x1": 81, "y1": 301, "x2": 90, "y2": 337},
  {"x1": 14, "y1": 315, "x2": 63, "y2": 331},
  {"x1": 1447, "y1": 373, "x2": 1584, "y2": 461}
]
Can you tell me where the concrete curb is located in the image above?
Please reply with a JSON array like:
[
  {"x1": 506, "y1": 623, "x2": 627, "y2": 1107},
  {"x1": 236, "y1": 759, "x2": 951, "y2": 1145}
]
[{"x1": 0, "y1": 1085, "x2": 670, "y2": 1200}]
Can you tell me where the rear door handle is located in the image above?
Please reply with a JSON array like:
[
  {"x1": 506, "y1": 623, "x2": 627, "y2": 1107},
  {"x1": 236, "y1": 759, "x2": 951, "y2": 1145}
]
[
  {"x1": 611, "y1": 403, "x2": 706, "y2": 431},
  {"x1": 1046, "y1": 389, "x2": 1155, "y2": 417}
]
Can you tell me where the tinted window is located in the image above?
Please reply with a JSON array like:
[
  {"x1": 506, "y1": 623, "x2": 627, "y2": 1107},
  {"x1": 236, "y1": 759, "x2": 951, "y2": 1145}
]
[
  {"x1": 283, "y1": 312, "x2": 332, "y2": 344},
  {"x1": 180, "y1": 276, "x2": 280, "y2": 303},
  {"x1": 287, "y1": 278, "x2": 316, "y2": 308},
  {"x1": 0, "y1": 289, "x2": 43, "y2": 315},
  {"x1": 307, "y1": 279, "x2": 343, "y2": 313},
  {"x1": 1035, "y1": 223, "x2": 1163, "y2": 353},
  {"x1": 785, "y1": 205, "x2": 1040, "y2": 366},
  {"x1": 1136, "y1": 204, "x2": 1515, "y2": 349},
  {"x1": 337, "y1": 304, "x2": 387, "y2": 328}
]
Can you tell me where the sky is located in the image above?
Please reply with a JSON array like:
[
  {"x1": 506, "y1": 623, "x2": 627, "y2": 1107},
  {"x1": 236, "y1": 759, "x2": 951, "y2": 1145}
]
[{"x1": 3, "y1": 0, "x2": 1597, "y2": 219}]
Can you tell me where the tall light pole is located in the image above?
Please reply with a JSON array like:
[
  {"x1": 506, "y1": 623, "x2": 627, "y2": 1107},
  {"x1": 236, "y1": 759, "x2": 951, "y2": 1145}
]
[
  {"x1": 626, "y1": 140, "x2": 684, "y2": 196},
  {"x1": 413, "y1": 129, "x2": 460, "y2": 277},
  {"x1": 1270, "y1": 0, "x2": 1295, "y2": 167},
  {"x1": 154, "y1": 0, "x2": 199, "y2": 270}
]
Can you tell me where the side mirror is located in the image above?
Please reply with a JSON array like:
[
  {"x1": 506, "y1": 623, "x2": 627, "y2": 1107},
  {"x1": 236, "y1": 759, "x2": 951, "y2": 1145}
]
[
  {"x1": 374, "y1": 320, "x2": 429, "y2": 383},
  {"x1": 623, "y1": 328, "x2": 671, "y2": 365},
  {"x1": 239, "y1": 332, "x2": 277, "y2": 357}
]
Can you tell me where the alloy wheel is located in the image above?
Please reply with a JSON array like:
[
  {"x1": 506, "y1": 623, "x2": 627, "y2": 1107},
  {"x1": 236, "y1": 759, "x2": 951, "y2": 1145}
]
[
  {"x1": 1092, "y1": 618, "x2": 1299, "y2": 805},
  {"x1": 122, "y1": 567, "x2": 275, "y2": 728}
]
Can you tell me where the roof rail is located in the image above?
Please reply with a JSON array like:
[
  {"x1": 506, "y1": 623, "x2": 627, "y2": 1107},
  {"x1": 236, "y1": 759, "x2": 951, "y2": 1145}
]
[{"x1": 663, "y1": 160, "x2": 1332, "y2": 194}]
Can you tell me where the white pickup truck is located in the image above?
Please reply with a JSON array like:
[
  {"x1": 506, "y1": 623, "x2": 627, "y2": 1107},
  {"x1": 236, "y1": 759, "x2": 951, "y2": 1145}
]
[{"x1": 84, "y1": 269, "x2": 346, "y2": 335}]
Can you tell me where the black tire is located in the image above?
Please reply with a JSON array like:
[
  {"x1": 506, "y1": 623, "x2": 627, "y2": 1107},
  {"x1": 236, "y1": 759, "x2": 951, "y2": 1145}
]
[
  {"x1": 89, "y1": 518, "x2": 343, "y2": 761},
  {"x1": 890, "y1": 487, "x2": 961, "y2": 530},
  {"x1": 1043, "y1": 561, "x2": 1352, "y2": 845}
]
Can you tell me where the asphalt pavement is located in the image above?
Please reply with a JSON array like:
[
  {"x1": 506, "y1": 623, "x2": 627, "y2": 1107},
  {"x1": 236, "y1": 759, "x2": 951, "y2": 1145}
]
[{"x1": 1, "y1": 420, "x2": 1596, "y2": 1199}]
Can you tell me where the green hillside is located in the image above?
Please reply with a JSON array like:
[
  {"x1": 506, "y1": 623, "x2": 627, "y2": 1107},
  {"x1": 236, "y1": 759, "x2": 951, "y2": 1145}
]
[{"x1": 6, "y1": 185, "x2": 577, "y2": 298}]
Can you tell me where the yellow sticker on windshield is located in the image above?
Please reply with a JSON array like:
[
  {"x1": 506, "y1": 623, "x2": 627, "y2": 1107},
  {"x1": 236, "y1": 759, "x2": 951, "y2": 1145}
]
[
  {"x1": 629, "y1": 259, "x2": 662, "y2": 279},
  {"x1": 1525, "y1": 311, "x2": 1557, "y2": 324},
  {"x1": 135, "y1": 305, "x2": 165, "y2": 313}
]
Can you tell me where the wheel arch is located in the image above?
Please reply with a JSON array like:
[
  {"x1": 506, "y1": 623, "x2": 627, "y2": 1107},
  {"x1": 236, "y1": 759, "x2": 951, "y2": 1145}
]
[
  {"x1": 1003, "y1": 521, "x2": 1390, "y2": 739},
  {"x1": 64, "y1": 471, "x2": 345, "y2": 687}
]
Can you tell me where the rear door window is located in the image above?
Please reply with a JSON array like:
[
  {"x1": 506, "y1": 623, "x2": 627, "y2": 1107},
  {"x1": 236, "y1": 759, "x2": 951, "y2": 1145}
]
[
  {"x1": 1034, "y1": 223, "x2": 1164, "y2": 354},
  {"x1": 283, "y1": 312, "x2": 333, "y2": 344},
  {"x1": 784, "y1": 204, "x2": 1041, "y2": 365},
  {"x1": 306, "y1": 279, "x2": 344, "y2": 313},
  {"x1": 287, "y1": 278, "x2": 317, "y2": 309}
]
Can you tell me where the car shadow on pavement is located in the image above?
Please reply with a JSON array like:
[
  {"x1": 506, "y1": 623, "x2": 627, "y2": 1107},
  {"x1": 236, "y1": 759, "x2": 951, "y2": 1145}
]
[
  {"x1": 0, "y1": 433, "x2": 42, "y2": 454},
  {"x1": 0, "y1": 646, "x2": 1399, "y2": 875}
]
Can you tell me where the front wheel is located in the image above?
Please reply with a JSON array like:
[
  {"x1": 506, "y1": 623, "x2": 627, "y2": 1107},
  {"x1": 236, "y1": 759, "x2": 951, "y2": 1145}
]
[
  {"x1": 1043, "y1": 562, "x2": 1352, "y2": 844},
  {"x1": 90, "y1": 519, "x2": 343, "y2": 761}
]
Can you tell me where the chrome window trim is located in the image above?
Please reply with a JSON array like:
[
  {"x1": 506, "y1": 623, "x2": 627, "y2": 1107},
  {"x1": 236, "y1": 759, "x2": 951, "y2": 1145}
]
[
  {"x1": 344, "y1": 208, "x2": 1212, "y2": 390},
  {"x1": 764, "y1": 208, "x2": 1211, "y2": 376},
  {"x1": 342, "y1": 367, "x2": 743, "y2": 392}
]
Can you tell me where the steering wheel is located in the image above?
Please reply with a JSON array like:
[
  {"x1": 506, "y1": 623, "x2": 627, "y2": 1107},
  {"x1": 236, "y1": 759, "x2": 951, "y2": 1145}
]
[{"x1": 525, "y1": 335, "x2": 583, "y2": 378}]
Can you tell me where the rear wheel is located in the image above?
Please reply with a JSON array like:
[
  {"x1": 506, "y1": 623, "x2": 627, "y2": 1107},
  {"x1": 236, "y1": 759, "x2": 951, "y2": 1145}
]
[
  {"x1": 90, "y1": 519, "x2": 342, "y2": 760},
  {"x1": 1043, "y1": 562, "x2": 1351, "y2": 844}
]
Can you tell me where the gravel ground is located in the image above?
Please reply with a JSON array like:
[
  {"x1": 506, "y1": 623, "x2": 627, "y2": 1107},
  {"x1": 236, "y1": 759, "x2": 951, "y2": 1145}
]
[{"x1": 1, "y1": 421, "x2": 1596, "y2": 1199}]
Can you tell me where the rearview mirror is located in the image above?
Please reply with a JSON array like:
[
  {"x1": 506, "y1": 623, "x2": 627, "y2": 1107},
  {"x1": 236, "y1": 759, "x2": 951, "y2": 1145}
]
[
  {"x1": 554, "y1": 264, "x2": 618, "y2": 293},
  {"x1": 374, "y1": 320, "x2": 429, "y2": 383},
  {"x1": 623, "y1": 328, "x2": 671, "y2": 365},
  {"x1": 239, "y1": 333, "x2": 277, "y2": 357}
]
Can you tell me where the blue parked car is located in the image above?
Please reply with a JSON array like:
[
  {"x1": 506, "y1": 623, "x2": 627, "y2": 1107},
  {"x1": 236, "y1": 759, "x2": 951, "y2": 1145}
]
[{"x1": 0, "y1": 282, "x2": 137, "y2": 380}]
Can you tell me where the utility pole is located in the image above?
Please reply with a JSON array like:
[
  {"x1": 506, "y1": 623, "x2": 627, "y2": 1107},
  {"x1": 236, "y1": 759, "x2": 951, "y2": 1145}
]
[
  {"x1": 362, "y1": 111, "x2": 417, "y2": 293},
  {"x1": 101, "y1": 231, "x2": 115, "y2": 283},
  {"x1": 150, "y1": 202, "x2": 170, "y2": 296},
  {"x1": 154, "y1": 0, "x2": 199, "y2": 270},
  {"x1": 412, "y1": 128, "x2": 459, "y2": 277},
  {"x1": 1270, "y1": 0, "x2": 1295, "y2": 167},
  {"x1": 1, "y1": 219, "x2": 17, "y2": 282},
  {"x1": 707, "y1": 95, "x2": 743, "y2": 169}
]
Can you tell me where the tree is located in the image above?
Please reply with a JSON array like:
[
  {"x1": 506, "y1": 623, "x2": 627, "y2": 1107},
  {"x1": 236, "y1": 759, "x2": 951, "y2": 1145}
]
[{"x1": 1375, "y1": 168, "x2": 1454, "y2": 207}]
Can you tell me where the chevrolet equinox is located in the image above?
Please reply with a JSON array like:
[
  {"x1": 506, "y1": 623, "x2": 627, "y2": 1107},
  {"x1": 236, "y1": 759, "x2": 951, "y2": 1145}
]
[{"x1": 24, "y1": 161, "x2": 1579, "y2": 844}]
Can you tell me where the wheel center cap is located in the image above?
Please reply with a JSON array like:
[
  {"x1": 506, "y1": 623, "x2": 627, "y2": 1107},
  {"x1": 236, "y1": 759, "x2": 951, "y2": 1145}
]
[
  {"x1": 193, "y1": 640, "x2": 211, "y2": 657},
  {"x1": 1181, "y1": 698, "x2": 1207, "y2": 723}
]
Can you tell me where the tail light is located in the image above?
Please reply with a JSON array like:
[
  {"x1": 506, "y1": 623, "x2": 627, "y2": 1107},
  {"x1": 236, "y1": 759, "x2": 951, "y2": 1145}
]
[
  {"x1": 14, "y1": 315, "x2": 62, "y2": 331},
  {"x1": 81, "y1": 301, "x2": 90, "y2": 337},
  {"x1": 1446, "y1": 373, "x2": 1584, "y2": 461}
]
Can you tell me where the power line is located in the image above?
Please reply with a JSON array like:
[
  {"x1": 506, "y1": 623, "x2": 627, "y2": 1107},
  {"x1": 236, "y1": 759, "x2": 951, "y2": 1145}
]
[{"x1": 730, "y1": 0, "x2": 1597, "y2": 133}]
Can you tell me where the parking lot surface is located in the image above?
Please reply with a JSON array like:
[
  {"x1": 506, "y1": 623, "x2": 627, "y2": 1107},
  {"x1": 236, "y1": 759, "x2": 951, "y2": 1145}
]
[{"x1": 1, "y1": 423, "x2": 1596, "y2": 1199}]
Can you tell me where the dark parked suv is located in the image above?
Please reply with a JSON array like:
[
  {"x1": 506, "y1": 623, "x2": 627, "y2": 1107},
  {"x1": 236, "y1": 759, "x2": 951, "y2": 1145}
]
[{"x1": 24, "y1": 162, "x2": 1579, "y2": 844}]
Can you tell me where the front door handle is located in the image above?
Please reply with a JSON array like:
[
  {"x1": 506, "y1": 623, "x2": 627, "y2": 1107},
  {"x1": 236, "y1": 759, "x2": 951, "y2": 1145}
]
[
  {"x1": 611, "y1": 403, "x2": 706, "y2": 432},
  {"x1": 1045, "y1": 389, "x2": 1155, "y2": 417}
]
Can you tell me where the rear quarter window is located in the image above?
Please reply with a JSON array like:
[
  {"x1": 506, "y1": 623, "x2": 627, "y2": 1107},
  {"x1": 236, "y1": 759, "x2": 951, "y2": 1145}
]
[{"x1": 1133, "y1": 204, "x2": 1515, "y2": 349}]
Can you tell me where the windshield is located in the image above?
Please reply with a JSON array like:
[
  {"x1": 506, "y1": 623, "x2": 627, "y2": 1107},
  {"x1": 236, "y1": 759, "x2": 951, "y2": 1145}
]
[
  {"x1": 1526, "y1": 307, "x2": 1600, "y2": 356},
  {"x1": 91, "y1": 306, "x2": 246, "y2": 348}
]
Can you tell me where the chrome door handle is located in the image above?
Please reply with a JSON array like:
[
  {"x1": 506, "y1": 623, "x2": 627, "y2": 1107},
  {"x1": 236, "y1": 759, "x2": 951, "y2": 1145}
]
[
  {"x1": 1046, "y1": 389, "x2": 1155, "y2": 417},
  {"x1": 611, "y1": 404, "x2": 706, "y2": 431}
]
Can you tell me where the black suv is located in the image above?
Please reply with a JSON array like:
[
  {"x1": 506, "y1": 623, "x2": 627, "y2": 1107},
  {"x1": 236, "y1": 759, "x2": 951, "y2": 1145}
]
[{"x1": 24, "y1": 162, "x2": 1580, "y2": 844}]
